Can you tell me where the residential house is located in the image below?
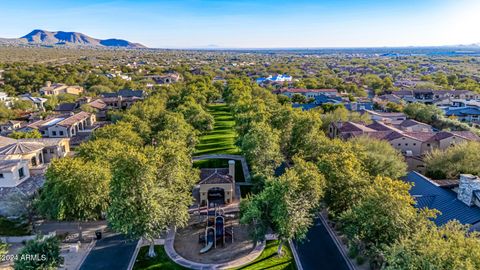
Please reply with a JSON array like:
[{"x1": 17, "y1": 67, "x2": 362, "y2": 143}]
[
  {"x1": 361, "y1": 109, "x2": 407, "y2": 125},
  {"x1": 39, "y1": 82, "x2": 84, "y2": 96},
  {"x1": 85, "y1": 99, "x2": 108, "y2": 120},
  {"x1": 101, "y1": 89, "x2": 145, "y2": 110},
  {"x1": 146, "y1": 73, "x2": 181, "y2": 86},
  {"x1": 330, "y1": 120, "x2": 479, "y2": 159},
  {"x1": 19, "y1": 94, "x2": 47, "y2": 111},
  {"x1": 395, "y1": 89, "x2": 479, "y2": 104},
  {"x1": 24, "y1": 111, "x2": 96, "y2": 138},
  {"x1": 0, "y1": 120, "x2": 24, "y2": 135},
  {"x1": 197, "y1": 160, "x2": 236, "y2": 206},
  {"x1": 404, "y1": 171, "x2": 480, "y2": 230},
  {"x1": 0, "y1": 92, "x2": 13, "y2": 107},
  {"x1": 54, "y1": 103, "x2": 79, "y2": 113}
]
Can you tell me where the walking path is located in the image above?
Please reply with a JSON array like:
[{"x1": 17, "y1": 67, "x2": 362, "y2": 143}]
[
  {"x1": 193, "y1": 154, "x2": 251, "y2": 182},
  {"x1": 164, "y1": 228, "x2": 265, "y2": 270}
]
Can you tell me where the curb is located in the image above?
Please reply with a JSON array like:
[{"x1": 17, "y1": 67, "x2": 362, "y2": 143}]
[
  {"x1": 75, "y1": 239, "x2": 96, "y2": 270},
  {"x1": 127, "y1": 239, "x2": 142, "y2": 270},
  {"x1": 288, "y1": 240, "x2": 303, "y2": 270}
]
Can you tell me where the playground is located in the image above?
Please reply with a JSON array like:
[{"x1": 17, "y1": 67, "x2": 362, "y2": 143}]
[{"x1": 173, "y1": 212, "x2": 254, "y2": 264}]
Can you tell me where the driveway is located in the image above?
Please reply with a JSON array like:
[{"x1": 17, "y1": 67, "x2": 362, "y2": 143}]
[
  {"x1": 295, "y1": 218, "x2": 351, "y2": 270},
  {"x1": 79, "y1": 233, "x2": 138, "y2": 270}
]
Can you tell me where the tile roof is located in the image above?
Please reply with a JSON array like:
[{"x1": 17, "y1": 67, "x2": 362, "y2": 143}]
[
  {"x1": 404, "y1": 171, "x2": 480, "y2": 226},
  {"x1": 0, "y1": 141, "x2": 43, "y2": 155},
  {"x1": 56, "y1": 111, "x2": 91, "y2": 127},
  {"x1": 199, "y1": 168, "x2": 233, "y2": 185}
]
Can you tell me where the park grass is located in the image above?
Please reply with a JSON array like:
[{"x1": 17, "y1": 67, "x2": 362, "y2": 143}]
[
  {"x1": 233, "y1": 240, "x2": 297, "y2": 270},
  {"x1": 194, "y1": 104, "x2": 240, "y2": 156},
  {"x1": 0, "y1": 216, "x2": 31, "y2": 236},
  {"x1": 133, "y1": 245, "x2": 187, "y2": 270}
]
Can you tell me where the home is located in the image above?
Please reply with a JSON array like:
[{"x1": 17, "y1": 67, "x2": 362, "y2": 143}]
[
  {"x1": 25, "y1": 111, "x2": 96, "y2": 138},
  {"x1": 361, "y1": 109, "x2": 407, "y2": 125},
  {"x1": 19, "y1": 94, "x2": 47, "y2": 111},
  {"x1": 395, "y1": 90, "x2": 479, "y2": 104},
  {"x1": 273, "y1": 88, "x2": 339, "y2": 98},
  {"x1": 404, "y1": 171, "x2": 480, "y2": 230},
  {"x1": 0, "y1": 159, "x2": 44, "y2": 217},
  {"x1": 40, "y1": 82, "x2": 84, "y2": 96},
  {"x1": 146, "y1": 73, "x2": 181, "y2": 86},
  {"x1": 54, "y1": 103, "x2": 79, "y2": 113},
  {"x1": 0, "y1": 120, "x2": 24, "y2": 135},
  {"x1": 198, "y1": 160, "x2": 236, "y2": 206},
  {"x1": 0, "y1": 136, "x2": 70, "y2": 170},
  {"x1": 329, "y1": 120, "x2": 479, "y2": 158},
  {"x1": 100, "y1": 89, "x2": 145, "y2": 110},
  {"x1": 0, "y1": 92, "x2": 13, "y2": 107},
  {"x1": 84, "y1": 99, "x2": 108, "y2": 120}
]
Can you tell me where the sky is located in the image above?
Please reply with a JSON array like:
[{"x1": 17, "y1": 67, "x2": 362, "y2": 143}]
[{"x1": 0, "y1": 0, "x2": 480, "y2": 48}]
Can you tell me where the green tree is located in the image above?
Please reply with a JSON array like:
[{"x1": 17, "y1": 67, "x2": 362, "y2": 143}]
[
  {"x1": 350, "y1": 136, "x2": 407, "y2": 179},
  {"x1": 425, "y1": 141, "x2": 480, "y2": 179},
  {"x1": 241, "y1": 121, "x2": 282, "y2": 176},
  {"x1": 92, "y1": 121, "x2": 144, "y2": 147},
  {"x1": 37, "y1": 157, "x2": 111, "y2": 220},
  {"x1": 14, "y1": 236, "x2": 60, "y2": 270},
  {"x1": 241, "y1": 157, "x2": 325, "y2": 255},
  {"x1": 384, "y1": 221, "x2": 480, "y2": 269},
  {"x1": 403, "y1": 102, "x2": 444, "y2": 124},
  {"x1": 339, "y1": 177, "x2": 427, "y2": 257}
]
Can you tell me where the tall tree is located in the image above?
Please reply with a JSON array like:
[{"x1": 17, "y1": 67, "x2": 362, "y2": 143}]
[
  {"x1": 350, "y1": 136, "x2": 407, "y2": 179},
  {"x1": 14, "y1": 236, "x2": 61, "y2": 270},
  {"x1": 37, "y1": 157, "x2": 111, "y2": 221}
]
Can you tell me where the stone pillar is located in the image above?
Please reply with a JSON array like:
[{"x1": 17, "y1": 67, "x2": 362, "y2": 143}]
[
  {"x1": 457, "y1": 174, "x2": 480, "y2": 206},
  {"x1": 229, "y1": 160, "x2": 235, "y2": 198}
]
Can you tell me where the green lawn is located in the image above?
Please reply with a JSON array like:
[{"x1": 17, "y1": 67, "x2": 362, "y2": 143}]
[
  {"x1": 194, "y1": 104, "x2": 240, "y2": 156},
  {"x1": 133, "y1": 246, "x2": 186, "y2": 270},
  {"x1": 0, "y1": 217, "x2": 31, "y2": 236},
  {"x1": 234, "y1": 240, "x2": 297, "y2": 270}
]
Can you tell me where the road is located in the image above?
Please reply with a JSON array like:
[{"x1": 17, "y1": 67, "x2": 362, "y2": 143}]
[
  {"x1": 79, "y1": 233, "x2": 138, "y2": 270},
  {"x1": 295, "y1": 218, "x2": 352, "y2": 270}
]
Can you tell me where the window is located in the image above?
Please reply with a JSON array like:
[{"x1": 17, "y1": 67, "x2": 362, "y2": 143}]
[
  {"x1": 405, "y1": 143, "x2": 408, "y2": 146},
  {"x1": 427, "y1": 143, "x2": 431, "y2": 147},
  {"x1": 0, "y1": 173, "x2": 3, "y2": 178},
  {"x1": 18, "y1": 168, "x2": 24, "y2": 178},
  {"x1": 52, "y1": 131, "x2": 57, "y2": 136},
  {"x1": 398, "y1": 143, "x2": 401, "y2": 146},
  {"x1": 59, "y1": 131, "x2": 64, "y2": 136},
  {"x1": 50, "y1": 149, "x2": 54, "y2": 154},
  {"x1": 413, "y1": 143, "x2": 416, "y2": 146}
]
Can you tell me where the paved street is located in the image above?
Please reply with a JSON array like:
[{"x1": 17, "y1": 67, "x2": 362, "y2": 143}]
[
  {"x1": 296, "y1": 218, "x2": 351, "y2": 270},
  {"x1": 79, "y1": 233, "x2": 138, "y2": 270}
]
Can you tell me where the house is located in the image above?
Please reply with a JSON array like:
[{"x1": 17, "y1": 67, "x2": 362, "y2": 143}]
[
  {"x1": 0, "y1": 92, "x2": 14, "y2": 107},
  {"x1": 0, "y1": 136, "x2": 70, "y2": 170},
  {"x1": 0, "y1": 159, "x2": 44, "y2": 217},
  {"x1": 101, "y1": 89, "x2": 145, "y2": 110},
  {"x1": 146, "y1": 73, "x2": 181, "y2": 86},
  {"x1": 85, "y1": 99, "x2": 108, "y2": 120},
  {"x1": 404, "y1": 171, "x2": 480, "y2": 230},
  {"x1": 198, "y1": 160, "x2": 236, "y2": 206},
  {"x1": 273, "y1": 89, "x2": 339, "y2": 98},
  {"x1": 25, "y1": 111, "x2": 96, "y2": 138},
  {"x1": 40, "y1": 82, "x2": 84, "y2": 96},
  {"x1": 361, "y1": 109, "x2": 407, "y2": 125},
  {"x1": 395, "y1": 90, "x2": 479, "y2": 104},
  {"x1": 445, "y1": 107, "x2": 480, "y2": 125},
  {"x1": 0, "y1": 120, "x2": 24, "y2": 134},
  {"x1": 329, "y1": 120, "x2": 479, "y2": 158},
  {"x1": 19, "y1": 94, "x2": 47, "y2": 111},
  {"x1": 256, "y1": 74, "x2": 292, "y2": 84}
]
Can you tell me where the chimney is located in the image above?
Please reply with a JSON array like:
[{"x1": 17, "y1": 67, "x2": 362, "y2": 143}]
[
  {"x1": 229, "y1": 160, "x2": 235, "y2": 197},
  {"x1": 457, "y1": 174, "x2": 480, "y2": 206},
  {"x1": 45, "y1": 81, "x2": 52, "y2": 87}
]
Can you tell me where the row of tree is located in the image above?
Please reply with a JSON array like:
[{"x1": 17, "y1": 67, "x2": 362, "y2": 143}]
[
  {"x1": 225, "y1": 78, "x2": 480, "y2": 268},
  {"x1": 34, "y1": 76, "x2": 220, "y2": 261}
]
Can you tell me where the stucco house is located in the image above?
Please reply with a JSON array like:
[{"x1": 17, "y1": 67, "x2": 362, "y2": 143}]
[
  {"x1": 39, "y1": 82, "x2": 84, "y2": 96},
  {"x1": 24, "y1": 111, "x2": 96, "y2": 138}
]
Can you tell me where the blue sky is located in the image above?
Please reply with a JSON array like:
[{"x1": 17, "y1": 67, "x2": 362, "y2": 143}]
[{"x1": 0, "y1": 0, "x2": 479, "y2": 48}]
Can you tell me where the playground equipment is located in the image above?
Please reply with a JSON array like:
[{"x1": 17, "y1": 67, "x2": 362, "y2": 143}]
[{"x1": 199, "y1": 203, "x2": 234, "y2": 254}]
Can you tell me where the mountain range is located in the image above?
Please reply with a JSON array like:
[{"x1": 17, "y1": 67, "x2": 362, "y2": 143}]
[{"x1": 0, "y1": 29, "x2": 146, "y2": 49}]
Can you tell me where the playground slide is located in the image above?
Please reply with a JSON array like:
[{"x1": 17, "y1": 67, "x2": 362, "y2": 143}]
[{"x1": 200, "y1": 231, "x2": 214, "y2": 254}]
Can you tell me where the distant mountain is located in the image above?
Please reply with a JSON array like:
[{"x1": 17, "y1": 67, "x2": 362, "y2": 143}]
[{"x1": 0, "y1": 29, "x2": 146, "y2": 48}]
